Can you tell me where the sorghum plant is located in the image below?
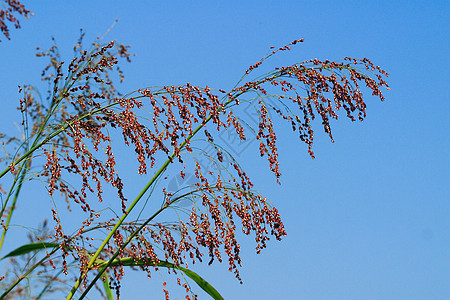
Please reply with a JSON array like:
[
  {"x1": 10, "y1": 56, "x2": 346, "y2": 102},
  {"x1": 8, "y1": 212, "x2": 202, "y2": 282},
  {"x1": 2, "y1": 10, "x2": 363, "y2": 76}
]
[{"x1": 0, "y1": 32, "x2": 388, "y2": 299}]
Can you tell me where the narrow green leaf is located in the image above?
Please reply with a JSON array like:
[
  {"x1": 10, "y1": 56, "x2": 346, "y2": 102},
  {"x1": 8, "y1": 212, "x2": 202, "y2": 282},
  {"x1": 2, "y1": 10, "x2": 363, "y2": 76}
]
[
  {"x1": 101, "y1": 271, "x2": 114, "y2": 300},
  {"x1": 1, "y1": 242, "x2": 59, "y2": 260},
  {"x1": 97, "y1": 257, "x2": 224, "y2": 300},
  {"x1": 162, "y1": 262, "x2": 224, "y2": 300}
]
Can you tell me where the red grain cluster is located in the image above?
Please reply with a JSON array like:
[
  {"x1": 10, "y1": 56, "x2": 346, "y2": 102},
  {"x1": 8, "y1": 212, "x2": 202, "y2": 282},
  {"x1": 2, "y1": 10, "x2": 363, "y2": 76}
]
[{"x1": 0, "y1": 0, "x2": 32, "y2": 41}]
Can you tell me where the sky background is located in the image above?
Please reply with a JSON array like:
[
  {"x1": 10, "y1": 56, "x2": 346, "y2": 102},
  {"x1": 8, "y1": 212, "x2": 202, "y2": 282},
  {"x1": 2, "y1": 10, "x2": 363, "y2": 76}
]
[{"x1": 0, "y1": 1, "x2": 449, "y2": 299}]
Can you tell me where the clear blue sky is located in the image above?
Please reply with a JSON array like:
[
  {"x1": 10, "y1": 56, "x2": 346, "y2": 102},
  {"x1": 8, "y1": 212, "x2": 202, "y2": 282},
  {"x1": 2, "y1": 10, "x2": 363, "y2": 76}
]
[{"x1": 0, "y1": 1, "x2": 449, "y2": 299}]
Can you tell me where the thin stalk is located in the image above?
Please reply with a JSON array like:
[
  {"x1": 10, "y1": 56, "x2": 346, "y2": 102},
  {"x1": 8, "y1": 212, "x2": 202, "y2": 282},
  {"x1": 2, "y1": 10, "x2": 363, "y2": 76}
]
[
  {"x1": 0, "y1": 163, "x2": 23, "y2": 228},
  {"x1": 0, "y1": 158, "x2": 31, "y2": 254}
]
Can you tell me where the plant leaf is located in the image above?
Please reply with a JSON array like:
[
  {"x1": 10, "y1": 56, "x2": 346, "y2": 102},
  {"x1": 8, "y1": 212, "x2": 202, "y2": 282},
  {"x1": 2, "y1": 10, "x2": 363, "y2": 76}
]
[
  {"x1": 97, "y1": 257, "x2": 224, "y2": 300},
  {"x1": 1, "y1": 242, "x2": 59, "y2": 260},
  {"x1": 158, "y1": 261, "x2": 224, "y2": 300}
]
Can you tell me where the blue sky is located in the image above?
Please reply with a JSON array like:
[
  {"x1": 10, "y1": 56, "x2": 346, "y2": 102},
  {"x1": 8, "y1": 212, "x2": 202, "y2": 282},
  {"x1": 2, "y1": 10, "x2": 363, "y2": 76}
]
[{"x1": 0, "y1": 1, "x2": 449, "y2": 299}]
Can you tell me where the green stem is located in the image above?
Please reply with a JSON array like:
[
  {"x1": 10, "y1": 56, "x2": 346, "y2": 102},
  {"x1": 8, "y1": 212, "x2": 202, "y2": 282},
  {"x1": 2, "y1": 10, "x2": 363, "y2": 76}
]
[
  {"x1": 0, "y1": 165, "x2": 22, "y2": 230},
  {"x1": 0, "y1": 158, "x2": 31, "y2": 254}
]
